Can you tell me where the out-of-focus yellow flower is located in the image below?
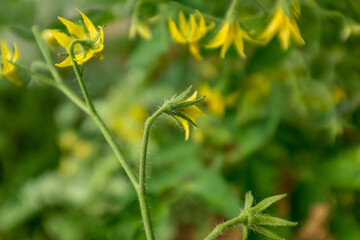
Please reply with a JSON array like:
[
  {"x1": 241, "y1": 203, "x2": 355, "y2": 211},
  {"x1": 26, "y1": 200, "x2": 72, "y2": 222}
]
[
  {"x1": 199, "y1": 84, "x2": 226, "y2": 116},
  {"x1": 50, "y1": 9, "x2": 104, "y2": 67},
  {"x1": 206, "y1": 20, "x2": 253, "y2": 58},
  {"x1": 0, "y1": 41, "x2": 20, "y2": 85},
  {"x1": 174, "y1": 91, "x2": 206, "y2": 140},
  {"x1": 129, "y1": 18, "x2": 152, "y2": 40},
  {"x1": 259, "y1": 6, "x2": 304, "y2": 50},
  {"x1": 332, "y1": 85, "x2": 347, "y2": 104},
  {"x1": 168, "y1": 10, "x2": 213, "y2": 60},
  {"x1": 73, "y1": 140, "x2": 92, "y2": 159},
  {"x1": 199, "y1": 83, "x2": 239, "y2": 116}
]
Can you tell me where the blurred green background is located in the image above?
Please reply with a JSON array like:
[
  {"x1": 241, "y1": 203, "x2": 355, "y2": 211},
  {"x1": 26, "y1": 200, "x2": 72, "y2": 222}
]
[{"x1": 1, "y1": 0, "x2": 360, "y2": 239}]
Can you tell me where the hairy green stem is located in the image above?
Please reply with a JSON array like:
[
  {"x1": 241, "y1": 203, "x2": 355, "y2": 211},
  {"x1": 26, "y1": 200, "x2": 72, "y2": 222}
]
[
  {"x1": 67, "y1": 41, "x2": 139, "y2": 189},
  {"x1": 32, "y1": 26, "x2": 63, "y2": 83},
  {"x1": 204, "y1": 212, "x2": 247, "y2": 240},
  {"x1": 139, "y1": 103, "x2": 169, "y2": 240},
  {"x1": 226, "y1": 0, "x2": 240, "y2": 20}
]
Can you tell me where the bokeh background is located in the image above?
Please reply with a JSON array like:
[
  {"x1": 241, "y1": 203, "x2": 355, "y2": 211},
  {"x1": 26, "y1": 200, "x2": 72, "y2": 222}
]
[{"x1": 1, "y1": 0, "x2": 360, "y2": 239}]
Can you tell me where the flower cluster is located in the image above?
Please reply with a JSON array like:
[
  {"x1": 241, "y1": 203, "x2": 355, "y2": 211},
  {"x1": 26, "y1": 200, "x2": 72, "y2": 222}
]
[
  {"x1": 259, "y1": 5, "x2": 305, "y2": 50},
  {"x1": 164, "y1": 1, "x2": 304, "y2": 59},
  {"x1": 0, "y1": 41, "x2": 20, "y2": 85},
  {"x1": 50, "y1": 9, "x2": 104, "y2": 67},
  {"x1": 168, "y1": 10, "x2": 213, "y2": 60}
]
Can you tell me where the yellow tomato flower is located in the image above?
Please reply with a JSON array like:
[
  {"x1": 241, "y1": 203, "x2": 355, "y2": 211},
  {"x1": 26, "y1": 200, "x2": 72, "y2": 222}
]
[
  {"x1": 168, "y1": 10, "x2": 213, "y2": 60},
  {"x1": 50, "y1": 9, "x2": 104, "y2": 67},
  {"x1": 0, "y1": 41, "x2": 20, "y2": 85},
  {"x1": 199, "y1": 84, "x2": 226, "y2": 117},
  {"x1": 259, "y1": 6, "x2": 304, "y2": 50},
  {"x1": 174, "y1": 91, "x2": 206, "y2": 140},
  {"x1": 206, "y1": 20, "x2": 253, "y2": 58},
  {"x1": 129, "y1": 18, "x2": 152, "y2": 40}
]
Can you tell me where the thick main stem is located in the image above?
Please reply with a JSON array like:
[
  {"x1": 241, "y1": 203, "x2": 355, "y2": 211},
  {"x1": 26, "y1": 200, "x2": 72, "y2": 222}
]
[
  {"x1": 68, "y1": 41, "x2": 139, "y2": 190},
  {"x1": 138, "y1": 104, "x2": 169, "y2": 240}
]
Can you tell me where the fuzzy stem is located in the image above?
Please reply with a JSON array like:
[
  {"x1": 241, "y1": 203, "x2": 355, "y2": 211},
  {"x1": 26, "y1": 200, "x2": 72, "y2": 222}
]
[
  {"x1": 67, "y1": 40, "x2": 139, "y2": 190},
  {"x1": 32, "y1": 26, "x2": 63, "y2": 83},
  {"x1": 226, "y1": 0, "x2": 240, "y2": 20},
  {"x1": 204, "y1": 213, "x2": 247, "y2": 240},
  {"x1": 138, "y1": 103, "x2": 170, "y2": 240}
]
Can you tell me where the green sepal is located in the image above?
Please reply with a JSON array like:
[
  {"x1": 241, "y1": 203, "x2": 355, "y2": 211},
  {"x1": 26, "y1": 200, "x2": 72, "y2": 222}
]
[
  {"x1": 252, "y1": 215, "x2": 298, "y2": 227},
  {"x1": 172, "y1": 111, "x2": 198, "y2": 127},
  {"x1": 255, "y1": 226, "x2": 284, "y2": 240},
  {"x1": 171, "y1": 85, "x2": 193, "y2": 102},
  {"x1": 173, "y1": 96, "x2": 205, "y2": 110},
  {"x1": 242, "y1": 227, "x2": 248, "y2": 240},
  {"x1": 244, "y1": 191, "x2": 254, "y2": 210},
  {"x1": 250, "y1": 193, "x2": 287, "y2": 214}
]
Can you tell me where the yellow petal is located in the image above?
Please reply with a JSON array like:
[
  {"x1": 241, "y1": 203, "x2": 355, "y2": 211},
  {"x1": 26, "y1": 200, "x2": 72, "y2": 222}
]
[
  {"x1": 220, "y1": 23, "x2": 235, "y2": 58},
  {"x1": 176, "y1": 116, "x2": 190, "y2": 140},
  {"x1": 259, "y1": 7, "x2": 283, "y2": 43},
  {"x1": 168, "y1": 18, "x2": 186, "y2": 44},
  {"x1": 58, "y1": 17, "x2": 86, "y2": 39},
  {"x1": 289, "y1": 19, "x2": 305, "y2": 45},
  {"x1": 137, "y1": 22, "x2": 152, "y2": 40},
  {"x1": 188, "y1": 42, "x2": 202, "y2": 60},
  {"x1": 179, "y1": 11, "x2": 189, "y2": 37},
  {"x1": 50, "y1": 30, "x2": 74, "y2": 50},
  {"x1": 206, "y1": 22, "x2": 229, "y2": 48},
  {"x1": 1, "y1": 41, "x2": 10, "y2": 60},
  {"x1": 76, "y1": 9, "x2": 98, "y2": 39},
  {"x1": 185, "y1": 91, "x2": 198, "y2": 101},
  {"x1": 233, "y1": 23, "x2": 246, "y2": 57},
  {"x1": 13, "y1": 43, "x2": 19, "y2": 61},
  {"x1": 188, "y1": 14, "x2": 198, "y2": 42},
  {"x1": 194, "y1": 10, "x2": 207, "y2": 40},
  {"x1": 129, "y1": 19, "x2": 137, "y2": 39},
  {"x1": 181, "y1": 105, "x2": 206, "y2": 123},
  {"x1": 1, "y1": 41, "x2": 14, "y2": 75},
  {"x1": 278, "y1": 19, "x2": 291, "y2": 50},
  {"x1": 98, "y1": 26, "x2": 104, "y2": 44},
  {"x1": 55, "y1": 56, "x2": 73, "y2": 67}
]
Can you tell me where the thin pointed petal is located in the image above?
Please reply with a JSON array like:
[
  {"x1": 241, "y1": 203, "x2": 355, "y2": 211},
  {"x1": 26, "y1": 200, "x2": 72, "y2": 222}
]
[
  {"x1": 1, "y1": 41, "x2": 10, "y2": 59},
  {"x1": 13, "y1": 43, "x2": 19, "y2": 61},
  {"x1": 234, "y1": 24, "x2": 246, "y2": 57},
  {"x1": 259, "y1": 7, "x2": 283, "y2": 43},
  {"x1": 278, "y1": 20, "x2": 291, "y2": 50},
  {"x1": 193, "y1": 10, "x2": 207, "y2": 41},
  {"x1": 220, "y1": 23, "x2": 235, "y2": 58},
  {"x1": 55, "y1": 56, "x2": 73, "y2": 67},
  {"x1": 188, "y1": 42, "x2": 202, "y2": 60},
  {"x1": 289, "y1": 19, "x2": 305, "y2": 45},
  {"x1": 50, "y1": 30, "x2": 74, "y2": 50},
  {"x1": 207, "y1": 22, "x2": 229, "y2": 48},
  {"x1": 76, "y1": 9, "x2": 98, "y2": 39},
  {"x1": 58, "y1": 17, "x2": 86, "y2": 38},
  {"x1": 186, "y1": 91, "x2": 198, "y2": 101},
  {"x1": 179, "y1": 11, "x2": 189, "y2": 37},
  {"x1": 188, "y1": 14, "x2": 198, "y2": 42},
  {"x1": 176, "y1": 116, "x2": 190, "y2": 140},
  {"x1": 168, "y1": 18, "x2": 186, "y2": 43},
  {"x1": 137, "y1": 22, "x2": 152, "y2": 40}
]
